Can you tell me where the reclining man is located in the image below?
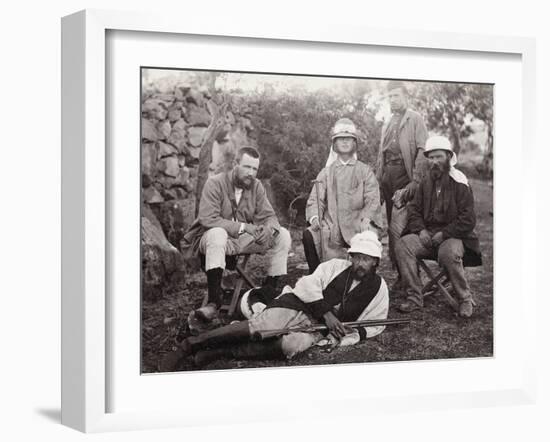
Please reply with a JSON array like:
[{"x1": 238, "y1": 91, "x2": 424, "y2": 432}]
[
  {"x1": 161, "y1": 231, "x2": 389, "y2": 371},
  {"x1": 182, "y1": 146, "x2": 292, "y2": 318},
  {"x1": 303, "y1": 118, "x2": 382, "y2": 274},
  {"x1": 395, "y1": 135, "x2": 482, "y2": 318}
]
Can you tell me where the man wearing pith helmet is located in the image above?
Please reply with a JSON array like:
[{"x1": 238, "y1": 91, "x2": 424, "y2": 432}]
[
  {"x1": 160, "y1": 231, "x2": 389, "y2": 371},
  {"x1": 303, "y1": 118, "x2": 382, "y2": 274},
  {"x1": 376, "y1": 80, "x2": 429, "y2": 291},
  {"x1": 394, "y1": 135, "x2": 482, "y2": 318}
]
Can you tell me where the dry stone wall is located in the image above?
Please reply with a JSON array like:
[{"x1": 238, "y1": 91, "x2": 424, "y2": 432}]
[{"x1": 141, "y1": 80, "x2": 255, "y2": 300}]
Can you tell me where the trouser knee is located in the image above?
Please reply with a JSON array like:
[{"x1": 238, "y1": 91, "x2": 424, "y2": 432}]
[
  {"x1": 203, "y1": 227, "x2": 229, "y2": 249},
  {"x1": 275, "y1": 227, "x2": 292, "y2": 250},
  {"x1": 437, "y1": 242, "x2": 463, "y2": 267}
]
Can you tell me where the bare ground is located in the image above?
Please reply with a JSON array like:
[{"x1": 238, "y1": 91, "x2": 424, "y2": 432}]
[{"x1": 142, "y1": 179, "x2": 493, "y2": 373}]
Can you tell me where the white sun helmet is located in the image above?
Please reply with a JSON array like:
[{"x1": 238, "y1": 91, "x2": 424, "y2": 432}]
[
  {"x1": 331, "y1": 118, "x2": 358, "y2": 141},
  {"x1": 239, "y1": 288, "x2": 267, "y2": 320},
  {"x1": 424, "y1": 135, "x2": 457, "y2": 167},
  {"x1": 347, "y1": 231, "x2": 382, "y2": 259}
]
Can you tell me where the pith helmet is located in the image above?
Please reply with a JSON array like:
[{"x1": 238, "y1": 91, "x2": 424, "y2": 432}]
[
  {"x1": 239, "y1": 288, "x2": 267, "y2": 320},
  {"x1": 331, "y1": 118, "x2": 358, "y2": 141},
  {"x1": 347, "y1": 231, "x2": 382, "y2": 259},
  {"x1": 424, "y1": 135, "x2": 457, "y2": 166}
]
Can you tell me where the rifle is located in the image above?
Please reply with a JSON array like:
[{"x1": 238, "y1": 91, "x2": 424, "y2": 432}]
[{"x1": 251, "y1": 318, "x2": 410, "y2": 341}]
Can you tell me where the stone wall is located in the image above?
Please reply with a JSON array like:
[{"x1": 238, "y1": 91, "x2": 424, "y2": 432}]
[{"x1": 141, "y1": 78, "x2": 255, "y2": 300}]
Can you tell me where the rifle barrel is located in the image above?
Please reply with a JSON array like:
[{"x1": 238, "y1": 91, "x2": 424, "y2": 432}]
[{"x1": 252, "y1": 318, "x2": 410, "y2": 341}]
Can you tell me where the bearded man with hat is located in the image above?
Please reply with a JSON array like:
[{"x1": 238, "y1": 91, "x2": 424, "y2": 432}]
[
  {"x1": 376, "y1": 80, "x2": 429, "y2": 290},
  {"x1": 395, "y1": 135, "x2": 482, "y2": 317},
  {"x1": 160, "y1": 231, "x2": 389, "y2": 371},
  {"x1": 302, "y1": 118, "x2": 382, "y2": 274}
]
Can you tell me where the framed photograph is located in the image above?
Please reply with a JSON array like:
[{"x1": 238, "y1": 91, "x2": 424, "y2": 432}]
[{"x1": 62, "y1": 9, "x2": 536, "y2": 433}]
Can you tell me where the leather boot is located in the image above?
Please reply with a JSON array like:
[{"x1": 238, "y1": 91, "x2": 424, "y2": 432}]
[
  {"x1": 195, "y1": 268, "x2": 224, "y2": 322},
  {"x1": 194, "y1": 340, "x2": 285, "y2": 367},
  {"x1": 205, "y1": 267, "x2": 224, "y2": 307},
  {"x1": 231, "y1": 340, "x2": 285, "y2": 361},
  {"x1": 184, "y1": 320, "x2": 251, "y2": 353},
  {"x1": 302, "y1": 229, "x2": 320, "y2": 274}
]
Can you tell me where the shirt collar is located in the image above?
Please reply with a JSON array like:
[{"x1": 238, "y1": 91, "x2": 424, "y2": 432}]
[{"x1": 338, "y1": 157, "x2": 357, "y2": 166}]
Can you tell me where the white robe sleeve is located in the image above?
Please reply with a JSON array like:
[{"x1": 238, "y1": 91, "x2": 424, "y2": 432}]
[{"x1": 338, "y1": 277, "x2": 389, "y2": 346}]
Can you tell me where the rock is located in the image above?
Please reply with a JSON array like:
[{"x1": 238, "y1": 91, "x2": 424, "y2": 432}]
[
  {"x1": 157, "y1": 141, "x2": 178, "y2": 159},
  {"x1": 188, "y1": 126, "x2": 207, "y2": 147},
  {"x1": 160, "y1": 188, "x2": 178, "y2": 201},
  {"x1": 198, "y1": 85, "x2": 212, "y2": 99},
  {"x1": 141, "y1": 142, "x2": 158, "y2": 179},
  {"x1": 156, "y1": 120, "x2": 172, "y2": 140},
  {"x1": 142, "y1": 118, "x2": 159, "y2": 142},
  {"x1": 188, "y1": 146, "x2": 201, "y2": 159},
  {"x1": 167, "y1": 120, "x2": 188, "y2": 154},
  {"x1": 186, "y1": 89, "x2": 204, "y2": 106},
  {"x1": 152, "y1": 93, "x2": 175, "y2": 106},
  {"x1": 143, "y1": 186, "x2": 164, "y2": 203},
  {"x1": 141, "y1": 204, "x2": 185, "y2": 300},
  {"x1": 178, "y1": 155, "x2": 186, "y2": 168},
  {"x1": 174, "y1": 85, "x2": 191, "y2": 101},
  {"x1": 172, "y1": 118, "x2": 187, "y2": 133},
  {"x1": 158, "y1": 156, "x2": 180, "y2": 177},
  {"x1": 149, "y1": 198, "x2": 196, "y2": 249},
  {"x1": 186, "y1": 103, "x2": 211, "y2": 126},
  {"x1": 168, "y1": 108, "x2": 182, "y2": 122},
  {"x1": 142, "y1": 173, "x2": 153, "y2": 188},
  {"x1": 142, "y1": 99, "x2": 168, "y2": 120},
  {"x1": 156, "y1": 174, "x2": 178, "y2": 189}
]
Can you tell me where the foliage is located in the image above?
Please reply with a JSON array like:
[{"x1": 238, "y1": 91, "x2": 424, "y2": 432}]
[{"x1": 241, "y1": 86, "x2": 380, "y2": 218}]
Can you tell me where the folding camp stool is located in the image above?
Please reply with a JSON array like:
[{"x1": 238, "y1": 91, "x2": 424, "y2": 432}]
[
  {"x1": 200, "y1": 254, "x2": 256, "y2": 317},
  {"x1": 417, "y1": 258, "x2": 478, "y2": 312}
]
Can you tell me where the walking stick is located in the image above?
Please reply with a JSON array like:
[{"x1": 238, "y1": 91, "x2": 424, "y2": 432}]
[{"x1": 312, "y1": 179, "x2": 325, "y2": 263}]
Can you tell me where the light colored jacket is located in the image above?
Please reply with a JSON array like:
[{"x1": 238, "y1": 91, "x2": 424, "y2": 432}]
[
  {"x1": 376, "y1": 108, "x2": 429, "y2": 184},
  {"x1": 306, "y1": 158, "x2": 382, "y2": 246},
  {"x1": 183, "y1": 169, "x2": 280, "y2": 252}
]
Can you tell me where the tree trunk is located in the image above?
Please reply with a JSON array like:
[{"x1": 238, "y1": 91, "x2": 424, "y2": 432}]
[{"x1": 195, "y1": 97, "x2": 229, "y2": 217}]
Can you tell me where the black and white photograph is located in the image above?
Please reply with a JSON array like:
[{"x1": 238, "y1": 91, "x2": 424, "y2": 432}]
[{"x1": 140, "y1": 68, "x2": 494, "y2": 373}]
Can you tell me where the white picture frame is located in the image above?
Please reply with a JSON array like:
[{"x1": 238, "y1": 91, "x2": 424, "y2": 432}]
[{"x1": 61, "y1": 9, "x2": 537, "y2": 433}]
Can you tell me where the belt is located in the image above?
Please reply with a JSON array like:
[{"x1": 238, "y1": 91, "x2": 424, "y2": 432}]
[{"x1": 385, "y1": 158, "x2": 404, "y2": 166}]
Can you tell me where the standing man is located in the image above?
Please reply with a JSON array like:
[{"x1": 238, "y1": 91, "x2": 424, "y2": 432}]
[
  {"x1": 161, "y1": 231, "x2": 389, "y2": 371},
  {"x1": 376, "y1": 80, "x2": 428, "y2": 290},
  {"x1": 182, "y1": 146, "x2": 292, "y2": 317},
  {"x1": 303, "y1": 118, "x2": 382, "y2": 274},
  {"x1": 394, "y1": 136, "x2": 482, "y2": 317}
]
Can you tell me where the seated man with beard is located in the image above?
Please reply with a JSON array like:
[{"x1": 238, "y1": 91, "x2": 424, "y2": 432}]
[
  {"x1": 395, "y1": 136, "x2": 482, "y2": 318},
  {"x1": 182, "y1": 146, "x2": 292, "y2": 318},
  {"x1": 160, "y1": 231, "x2": 389, "y2": 371}
]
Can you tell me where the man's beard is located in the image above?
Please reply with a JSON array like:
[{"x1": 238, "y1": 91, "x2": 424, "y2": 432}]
[
  {"x1": 351, "y1": 265, "x2": 376, "y2": 281},
  {"x1": 234, "y1": 174, "x2": 253, "y2": 189},
  {"x1": 429, "y1": 160, "x2": 451, "y2": 181}
]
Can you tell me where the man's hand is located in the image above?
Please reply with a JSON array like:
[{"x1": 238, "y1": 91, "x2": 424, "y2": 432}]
[
  {"x1": 392, "y1": 189, "x2": 406, "y2": 209},
  {"x1": 322, "y1": 311, "x2": 352, "y2": 339},
  {"x1": 254, "y1": 225, "x2": 272, "y2": 245},
  {"x1": 403, "y1": 181, "x2": 418, "y2": 202},
  {"x1": 310, "y1": 216, "x2": 321, "y2": 232},
  {"x1": 419, "y1": 229, "x2": 432, "y2": 249},
  {"x1": 431, "y1": 231, "x2": 444, "y2": 247},
  {"x1": 243, "y1": 223, "x2": 260, "y2": 238}
]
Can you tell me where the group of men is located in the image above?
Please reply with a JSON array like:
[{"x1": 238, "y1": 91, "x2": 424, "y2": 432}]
[{"x1": 159, "y1": 80, "x2": 482, "y2": 371}]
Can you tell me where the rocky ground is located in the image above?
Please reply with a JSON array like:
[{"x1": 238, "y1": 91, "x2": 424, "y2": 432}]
[{"x1": 141, "y1": 179, "x2": 493, "y2": 374}]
